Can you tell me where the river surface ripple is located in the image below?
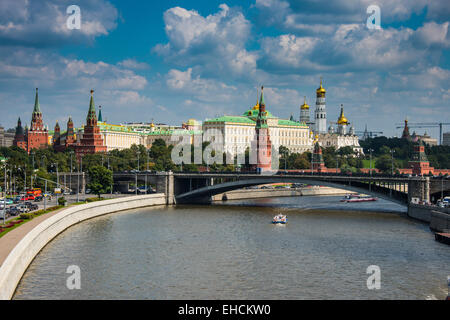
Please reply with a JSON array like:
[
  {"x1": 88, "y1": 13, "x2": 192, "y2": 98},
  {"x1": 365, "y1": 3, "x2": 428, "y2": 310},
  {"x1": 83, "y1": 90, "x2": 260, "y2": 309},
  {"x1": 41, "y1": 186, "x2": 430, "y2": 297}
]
[{"x1": 13, "y1": 196, "x2": 450, "y2": 300}]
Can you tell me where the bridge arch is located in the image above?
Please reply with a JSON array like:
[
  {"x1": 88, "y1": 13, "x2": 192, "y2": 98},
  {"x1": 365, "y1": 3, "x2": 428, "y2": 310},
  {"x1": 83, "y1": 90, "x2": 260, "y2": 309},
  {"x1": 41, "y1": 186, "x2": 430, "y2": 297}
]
[{"x1": 175, "y1": 177, "x2": 408, "y2": 205}]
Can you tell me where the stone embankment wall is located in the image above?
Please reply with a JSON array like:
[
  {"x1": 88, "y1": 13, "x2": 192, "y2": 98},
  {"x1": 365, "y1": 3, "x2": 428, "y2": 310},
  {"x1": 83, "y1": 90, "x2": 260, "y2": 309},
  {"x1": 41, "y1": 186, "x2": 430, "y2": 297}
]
[{"x1": 0, "y1": 194, "x2": 166, "y2": 300}]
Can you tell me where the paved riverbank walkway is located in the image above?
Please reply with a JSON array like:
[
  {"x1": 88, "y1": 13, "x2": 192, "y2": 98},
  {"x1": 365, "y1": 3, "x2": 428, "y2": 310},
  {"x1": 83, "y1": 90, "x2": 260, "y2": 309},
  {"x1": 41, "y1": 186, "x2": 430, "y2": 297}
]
[{"x1": 0, "y1": 208, "x2": 65, "y2": 266}]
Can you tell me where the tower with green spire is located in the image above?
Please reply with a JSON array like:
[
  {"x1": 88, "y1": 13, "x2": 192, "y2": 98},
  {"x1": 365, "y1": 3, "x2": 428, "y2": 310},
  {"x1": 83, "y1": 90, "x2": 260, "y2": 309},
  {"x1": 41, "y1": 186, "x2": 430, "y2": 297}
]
[
  {"x1": 30, "y1": 88, "x2": 45, "y2": 131},
  {"x1": 87, "y1": 89, "x2": 98, "y2": 126},
  {"x1": 24, "y1": 88, "x2": 49, "y2": 153},
  {"x1": 253, "y1": 86, "x2": 272, "y2": 172},
  {"x1": 75, "y1": 89, "x2": 106, "y2": 160},
  {"x1": 98, "y1": 105, "x2": 103, "y2": 122}
]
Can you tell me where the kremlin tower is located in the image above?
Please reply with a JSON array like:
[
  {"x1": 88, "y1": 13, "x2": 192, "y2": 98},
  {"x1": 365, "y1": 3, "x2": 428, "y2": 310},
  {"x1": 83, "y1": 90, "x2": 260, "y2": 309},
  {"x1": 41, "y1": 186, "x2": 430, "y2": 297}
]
[
  {"x1": 13, "y1": 88, "x2": 49, "y2": 153},
  {"x1": 314, "y1": 78, "x2": 327, "y2": 134},
  {"x1": 75, "y1": 90, "x2": 106, "y2": 160},
  {"x1": 13, "y1": 118, "x2": 26, "y2": 150},
  {"x1": 252, "y1": 86, "x2": 272, "y2": 172}
]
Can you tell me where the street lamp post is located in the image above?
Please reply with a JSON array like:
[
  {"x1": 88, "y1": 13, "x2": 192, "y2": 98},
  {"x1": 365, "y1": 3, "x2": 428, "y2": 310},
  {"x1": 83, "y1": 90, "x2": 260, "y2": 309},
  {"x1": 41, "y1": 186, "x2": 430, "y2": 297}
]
[
  {"x1": 70, "y1": 151, "x2": 73, "y2": 195},
  {"x1": 2, "y1": 160, "x2": 7, "y2": 225},
  {"x1": 390, "y1": 149, "x2": 396, "y2": 176},
  {"x1": 77, "y1": 159, "x2": 80, "y2": 203},
  {"x1": 368, "y1": 149, "x2": 374, "y2": 192},
  {"x1": 52, "y1": 163, "x2": 59, "y2": 204}
]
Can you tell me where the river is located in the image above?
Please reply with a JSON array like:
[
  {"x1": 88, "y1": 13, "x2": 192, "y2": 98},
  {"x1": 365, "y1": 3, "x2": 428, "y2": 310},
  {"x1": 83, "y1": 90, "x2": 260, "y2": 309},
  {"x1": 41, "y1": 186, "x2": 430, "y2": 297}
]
[{"x1": 13, "y1": 195, "x2": 450, "y2": 300}]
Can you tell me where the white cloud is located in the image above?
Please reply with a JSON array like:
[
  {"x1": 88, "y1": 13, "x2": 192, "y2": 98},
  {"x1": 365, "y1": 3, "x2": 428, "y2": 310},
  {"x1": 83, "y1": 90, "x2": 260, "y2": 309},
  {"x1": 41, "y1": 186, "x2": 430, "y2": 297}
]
[
  {"x1": 0, "y1": 0, "x2": 118, "y2": 46},
  {"x1": 154, "y1": 4, "x2": 257, "y2": 78}
]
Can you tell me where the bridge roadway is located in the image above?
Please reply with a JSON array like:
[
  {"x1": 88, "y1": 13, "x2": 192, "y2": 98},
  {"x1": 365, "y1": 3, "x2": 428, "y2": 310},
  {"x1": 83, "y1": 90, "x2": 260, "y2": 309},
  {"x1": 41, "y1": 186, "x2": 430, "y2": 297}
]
[
  {"x1": 172, "y1": 172, "x2": 415, "y2": 204},
  {"x1": 100, "y1": 171, "x2": 449, "y2": 205}
]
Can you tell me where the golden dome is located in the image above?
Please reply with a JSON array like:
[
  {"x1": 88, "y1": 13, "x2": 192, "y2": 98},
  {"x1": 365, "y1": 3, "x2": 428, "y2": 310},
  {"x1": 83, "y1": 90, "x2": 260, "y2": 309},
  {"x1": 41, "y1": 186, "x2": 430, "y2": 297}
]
[
  {"x1": 300, "y1": 96, "x2": 309, "y2": 109},
  {"x1": 252, "y1": 103, "x2": 259, "y2": 110},
  {"x1": 316, "y1": 78, "x2": 326, "y2": 94},
  {"x1": 337, "y1": 106, "x2": 349, "y2": 125},
  {"x1": 150, "y1": 122, "x2": 155, "y2": 128}
]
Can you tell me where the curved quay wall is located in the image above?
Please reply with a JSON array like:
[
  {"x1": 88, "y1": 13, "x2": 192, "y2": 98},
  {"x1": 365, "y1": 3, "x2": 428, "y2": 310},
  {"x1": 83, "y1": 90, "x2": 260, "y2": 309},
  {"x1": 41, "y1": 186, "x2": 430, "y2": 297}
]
[{"x1": 0, "y1": 194, "x2": 166, "y2": 300}]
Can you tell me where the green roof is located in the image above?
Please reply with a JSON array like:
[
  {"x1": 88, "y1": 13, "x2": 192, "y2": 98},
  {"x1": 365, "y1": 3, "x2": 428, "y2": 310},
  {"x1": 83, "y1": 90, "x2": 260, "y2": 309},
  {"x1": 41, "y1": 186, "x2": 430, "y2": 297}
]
[
  {"x1": 278, "y1": 119, "x2": 308, "y2": 127},
  {"x1": 242, "y1": 109, "x2": 274, "y2": 118},
  {"x1": 204, "y1": 116, "x2": 255, "y2": 124},
  {"x1": 147, "y1": 129, "x2": 202, "y2": 136}
]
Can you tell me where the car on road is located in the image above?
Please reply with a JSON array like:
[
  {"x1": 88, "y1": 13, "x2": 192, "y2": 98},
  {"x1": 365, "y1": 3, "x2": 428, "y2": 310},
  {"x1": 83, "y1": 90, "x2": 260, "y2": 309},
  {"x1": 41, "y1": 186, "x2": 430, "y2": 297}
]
[
  {"x1": 24, "y1": 202, "x2": 38, "y2": 211},
  {"x1": 0, "y1": 198, "x2": 14, "y2": 205},
  {"x1": 16, "y1": 204, "x2": 30, "y2": 213},
  {"x1": 7, "y1": 207, "x2": 20, "y2": 216},
  {"x1": 20, "y1": 195, "x2": 35, "y2": 201}
]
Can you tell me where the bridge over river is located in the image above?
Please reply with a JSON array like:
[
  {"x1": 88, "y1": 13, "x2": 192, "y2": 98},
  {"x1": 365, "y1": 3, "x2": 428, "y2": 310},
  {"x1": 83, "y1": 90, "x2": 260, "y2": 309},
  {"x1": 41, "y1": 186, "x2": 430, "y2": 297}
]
[{"x1": 107, "y1": 171, "x2": 450, "y2": 206}]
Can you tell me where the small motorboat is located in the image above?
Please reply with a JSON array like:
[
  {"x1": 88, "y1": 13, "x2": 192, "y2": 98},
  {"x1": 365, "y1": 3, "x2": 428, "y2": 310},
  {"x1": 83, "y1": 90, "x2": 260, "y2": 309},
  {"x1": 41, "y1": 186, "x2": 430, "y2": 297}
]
[
  {"x1": 340, "y1": 194, "x2": 377, "y2": 202},
  {"x1": 272, "y1": 214, "x2": 287, "y2": 224}
]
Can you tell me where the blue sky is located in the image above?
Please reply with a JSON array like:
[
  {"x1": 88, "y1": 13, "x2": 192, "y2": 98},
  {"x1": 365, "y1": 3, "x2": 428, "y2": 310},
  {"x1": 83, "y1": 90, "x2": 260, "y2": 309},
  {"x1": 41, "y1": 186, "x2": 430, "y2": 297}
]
[{"x1": 0, "y1": 0, "x2": 449, "y2": 139}]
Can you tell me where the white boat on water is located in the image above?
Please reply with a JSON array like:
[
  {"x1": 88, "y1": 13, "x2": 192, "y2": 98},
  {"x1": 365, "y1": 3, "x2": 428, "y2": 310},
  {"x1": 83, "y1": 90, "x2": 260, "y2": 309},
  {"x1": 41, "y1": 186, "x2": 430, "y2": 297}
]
[
  {"x1": 272, "y1": 214, "x2": 287, "y2": 224},
  {"x1": 340, "y1": 194, "x2": 377, "y2": 202}
]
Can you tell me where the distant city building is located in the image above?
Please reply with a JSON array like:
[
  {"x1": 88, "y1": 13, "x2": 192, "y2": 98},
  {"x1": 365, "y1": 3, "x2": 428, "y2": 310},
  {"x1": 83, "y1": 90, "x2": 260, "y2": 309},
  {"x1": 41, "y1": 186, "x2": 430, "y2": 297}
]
[
  {"x1": 443, "y1": 132, "x2": 450, "y2": 146},
  {"x1": 13, "y1": 88, "x2": 49, "y2": 153},
  {"x1": 182, "y1": 119, "x2": 202, "y2": 131},
  {"x1": 409, "y1": 131, "x2": 438, "y2": 146},
  {"x1": 0, "y1": 126, "x2": 14, "y2": 147}
]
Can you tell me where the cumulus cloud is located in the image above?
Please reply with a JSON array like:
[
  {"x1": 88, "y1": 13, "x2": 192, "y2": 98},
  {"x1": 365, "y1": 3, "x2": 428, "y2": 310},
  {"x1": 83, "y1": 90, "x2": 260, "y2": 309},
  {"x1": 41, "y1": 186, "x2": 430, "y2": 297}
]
[
  {"x1": 166, "y1": 68, "x2": 237, "y2": 103},
  {"x1": 0, "y1": 0, "x2": 118, "y2": 47},
  {"x1": 154, "y1": 4, "x2": 257, "y2": 78},
  {"x1": 254, "y1": 0, "x2": 428, "y2": 33},
  {"x1": 0, "y1": 47, "x2": 152, "y2": 128},
  {"x1": 259, "y1": 22, "x2": 450, "y2": 74}
]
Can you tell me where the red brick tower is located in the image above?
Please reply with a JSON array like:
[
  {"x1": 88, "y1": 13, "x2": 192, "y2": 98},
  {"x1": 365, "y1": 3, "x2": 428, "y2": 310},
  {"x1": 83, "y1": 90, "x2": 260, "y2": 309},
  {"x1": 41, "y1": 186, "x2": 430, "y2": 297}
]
[
  {"x1": 401, "y1": 119, "x2": 411, "y2": 141},
  {"x1": 53, "y1": 121, "x2": 61, "y2": 150},
  {"x1": 26, "y1": 88, "x2": 49, "y2": 152},
  {"x1": 75, "y1": 90, "x2": 106, "y2": 160},
  {"x1": 66, "y1": 117, "x2": 76, "y2": 146},
  {"x1": 312, "y1": 142, "x2": 327, "y2": 173},
  {"x1": 408, "y1": 141, "x2": 434, "y2": 175},
  {"x1": 253, "y1": 86, "x2": 272, "y2": 172}
]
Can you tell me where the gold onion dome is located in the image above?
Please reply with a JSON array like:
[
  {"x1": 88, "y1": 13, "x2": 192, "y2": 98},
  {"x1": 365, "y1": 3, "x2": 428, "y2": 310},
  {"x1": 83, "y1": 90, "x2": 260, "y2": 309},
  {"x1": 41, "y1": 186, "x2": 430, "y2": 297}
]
[
  {"x1": 252, "y1": 87, "x2": 260, "y2": 110},
  {"x1": 300, "y1": 96, "x2": 309, "y2": 109},
  {"x1": 316, "y1": 78, "x2": 326, "y2": 94},
  {"x1": 337, "y1": 105, "x2": 349, "y2": 125}
]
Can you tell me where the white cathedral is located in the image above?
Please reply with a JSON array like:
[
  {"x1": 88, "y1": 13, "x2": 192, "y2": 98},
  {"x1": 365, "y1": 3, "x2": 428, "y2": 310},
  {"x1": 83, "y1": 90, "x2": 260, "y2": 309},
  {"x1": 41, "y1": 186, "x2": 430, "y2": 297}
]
[{"x1": 300, "y1": 79, "x2": 363, "y2": 155}]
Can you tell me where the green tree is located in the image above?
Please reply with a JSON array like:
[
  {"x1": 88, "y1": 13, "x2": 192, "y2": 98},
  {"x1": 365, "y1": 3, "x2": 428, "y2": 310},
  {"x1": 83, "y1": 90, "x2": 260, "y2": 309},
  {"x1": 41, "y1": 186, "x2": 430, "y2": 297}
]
[{"x1": 86, "y1": 165, "x2": 113, "y2": 198}]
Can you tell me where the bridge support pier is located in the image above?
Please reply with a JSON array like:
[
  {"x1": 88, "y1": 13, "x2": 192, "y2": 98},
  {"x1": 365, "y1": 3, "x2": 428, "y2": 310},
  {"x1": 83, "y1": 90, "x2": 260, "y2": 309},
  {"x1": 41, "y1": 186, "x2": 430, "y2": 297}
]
[
  {"x1": 408, "y1": 177, "x2": 430, "y2": 204},
  {"x1": 156, "y1": 172, "x2": 175, "y2": 205}
]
